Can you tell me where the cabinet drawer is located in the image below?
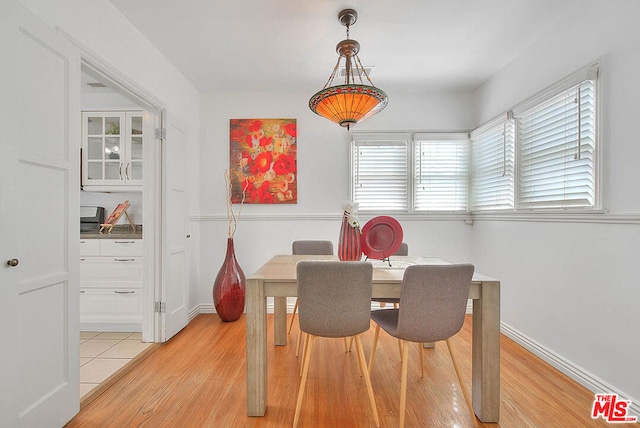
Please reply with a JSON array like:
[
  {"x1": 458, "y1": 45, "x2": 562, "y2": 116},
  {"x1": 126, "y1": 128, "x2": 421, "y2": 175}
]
[
  {"x1": 79, "y1": 239, "x2": 100, "y2": 256},
  {"x1": 80, "y1": 257, "x2": 143, "y2": 288},
  {"x1": 79, "y1": 288, "x2": 143, "y2": 324},
  {"x1": 100, "y1": 239, "x2": 143, "y2": 256}
]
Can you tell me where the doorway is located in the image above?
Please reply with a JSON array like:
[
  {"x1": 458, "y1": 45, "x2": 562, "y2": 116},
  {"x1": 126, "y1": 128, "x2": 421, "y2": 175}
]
[
  {"x1": 78, "y1": 64, "x2": 160, "y2": 400},
  {"x1": 80, "y1": 52, "x2": 190, "y2": 345}
]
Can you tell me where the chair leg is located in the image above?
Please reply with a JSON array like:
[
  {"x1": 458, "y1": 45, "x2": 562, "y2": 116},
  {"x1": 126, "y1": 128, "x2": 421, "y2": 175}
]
[
  {"x1": 419, "y1": 343, "x2": 424, "y2": 378},
  {"x1": 299, "y1": 333, "x2": 309, "y2": 377},
  {"x1": 399, "y1": 339, "x2": 410, "y2": 428},
  {"x1": 288, "y1": 298, "x2": 298, "y2": 335},
  {"x1": 397, "y1": 338, "x2": 403, "y2": 362},
  {"x1": 296, "y1": 329, "x2": 303, "y2": 357},
  {"x1": 351, "y1": 336, "x2": 361, "y2": 372},
  {"x1": 293, "y1": 334, "x2": 315, "y2": 428},
  {"x1": 350, "y1": 336, "x2": 362, "y2": 377},
  {"x1": 354, "y1": 335, "x2": 380, "y2": 428},
  {"x1": 446, "y1": 338, "x2": 478, "y2": 428},
  {"x1": 368, "y1": 325, "x2": 381, "y2": 376}
]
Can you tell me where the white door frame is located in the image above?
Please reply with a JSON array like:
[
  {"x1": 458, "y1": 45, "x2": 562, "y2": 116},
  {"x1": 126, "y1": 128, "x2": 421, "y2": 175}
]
[{"x1": 79, "y1": 52, "x2": 164, "y2": 343}]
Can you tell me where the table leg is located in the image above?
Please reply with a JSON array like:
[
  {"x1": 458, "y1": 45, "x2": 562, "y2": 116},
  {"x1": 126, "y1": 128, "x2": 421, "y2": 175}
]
[
  {"x1": 472, "y1": 280, "x2": 501, "y2": 422},
  {"x1": 274, "y1": 296, "x2": 287, "y2": 346},
  {"x1": 246, "y1": 277, "x2": 267, "y2": 416}
]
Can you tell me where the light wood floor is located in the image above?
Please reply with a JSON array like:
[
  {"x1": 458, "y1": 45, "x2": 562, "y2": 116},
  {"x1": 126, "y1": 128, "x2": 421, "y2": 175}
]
[{"x1": 65, "y1": 314, "x2": 634, "y2": 427}]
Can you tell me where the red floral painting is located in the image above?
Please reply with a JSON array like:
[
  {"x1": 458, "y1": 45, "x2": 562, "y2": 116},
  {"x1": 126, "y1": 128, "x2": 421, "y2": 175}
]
[{"x1": 229, "y1": 118, "x2": 297, "y2": 204}]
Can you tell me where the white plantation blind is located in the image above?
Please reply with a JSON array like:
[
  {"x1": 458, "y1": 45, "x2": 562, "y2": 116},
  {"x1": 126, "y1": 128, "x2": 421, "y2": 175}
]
[
  {"x1": 470, "y1": 117, "x2": 515, "y2": 211},
  {"x1": 352, "y1": 134, "x2": 409, "y2": 211},
  {"x1": 517, "y1": 79, "x2": 596, "y2": 208},
  {"x1": 414, "y1": 136, "x2": 469, "y2": 211}
]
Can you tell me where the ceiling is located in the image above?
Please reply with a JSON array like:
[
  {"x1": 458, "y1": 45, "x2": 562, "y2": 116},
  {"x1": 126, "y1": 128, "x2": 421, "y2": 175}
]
[{"x1": 108, "y1": 0, "x2": 580, "y2": 94}]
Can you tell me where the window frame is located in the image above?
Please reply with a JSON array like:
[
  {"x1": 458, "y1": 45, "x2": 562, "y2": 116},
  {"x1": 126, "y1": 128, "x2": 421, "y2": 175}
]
[
  {"x1": 350, "y1": 132, "x2": 470, "y2": 214},
  {"x1": 413, "y1": 133, "x2": 470, "y2": 212},
  {"x1": 469, "y1": 114, "x2": 516, "y2": 212},
  {"x1": 470, "y1": 62, "x2": 601, "y2": 214},
  {"x1": 512, "y1": 64, "x2": 600, "y2": 211},
  {"x1": 350, "y1": 133, "x2": 411, "y2": 213},
  {"x1": 349, "y1": 63, "x2": 601, "y2": 217}
]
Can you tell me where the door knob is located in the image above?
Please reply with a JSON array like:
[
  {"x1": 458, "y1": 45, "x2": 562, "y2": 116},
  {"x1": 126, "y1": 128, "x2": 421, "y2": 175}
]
[{"x1": 6, "y1": 259, "x2": 19, "y2": 267}]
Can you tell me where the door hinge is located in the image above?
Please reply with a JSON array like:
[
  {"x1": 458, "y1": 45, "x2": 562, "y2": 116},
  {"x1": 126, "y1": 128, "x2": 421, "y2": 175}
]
[
  {"x1": 155, "y1": 302, "x2": 166, "y2": 313},
  {"x1": 155, "y1": 128, "x2": 166, "y2": 140}
]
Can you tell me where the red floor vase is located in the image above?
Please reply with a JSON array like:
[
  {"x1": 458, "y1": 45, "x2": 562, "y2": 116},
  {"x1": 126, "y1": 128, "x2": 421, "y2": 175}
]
[
  {"x1": 213, "y1": 238, "x2": 246, "y2": 322},
  {"x1": 338, "y1": 212, "x2": 362, "y2": 261}
]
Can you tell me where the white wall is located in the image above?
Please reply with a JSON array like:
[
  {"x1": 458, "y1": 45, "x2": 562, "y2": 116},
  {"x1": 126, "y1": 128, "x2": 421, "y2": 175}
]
[
  {"x1": 472, "y1": 0, "x2": 640, "y2": 408},
  {"x1": 196, "y1": 89, "x2": 476, "y2": 308}
]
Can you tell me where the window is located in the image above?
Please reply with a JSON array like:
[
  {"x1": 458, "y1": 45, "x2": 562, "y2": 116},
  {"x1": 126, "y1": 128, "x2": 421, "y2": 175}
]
[
  {"x1": 352, "y1": 64, "x2": 598, "y2": 215},
  {"x1": 414, "y1": 135, "x2": 469, "y2": 211},
  {"x1": 351, "y1": 132, "x2": 469, "y2": 212},
  {"x1": 470, "y1": 63, "x2": 598, "y2": 212},
  {"x1": 351, "y1": 133, "x2": 409, "y2": 212},
  {"x1": 470, "y1": 115, "x2": 515, "y2": 211},
  {"x1": 516, "y1": 78, "x2": 596, "y2": 209}
]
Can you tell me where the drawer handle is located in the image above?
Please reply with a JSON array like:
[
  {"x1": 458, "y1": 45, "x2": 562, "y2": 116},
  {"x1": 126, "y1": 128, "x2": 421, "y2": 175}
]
[
  {"x1": 114, "y1": 258, "x2": 135, "y2": 262},
  {"x1": 80, "y1": 258, "x2": 86, "y2": 261},
  {"x1": 114, "y1": 290, "x2": 135, "y2": 294},
  {"x1": 114, "y1": 241, "x2": 135, "y2": 244},
  {"x1": 79, "y1": 290, "x2": 85, "y2": 294}
]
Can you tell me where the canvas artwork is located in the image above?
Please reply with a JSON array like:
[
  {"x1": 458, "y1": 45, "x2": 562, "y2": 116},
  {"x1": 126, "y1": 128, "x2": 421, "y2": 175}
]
[{"x1": 229, "y1": 118, "x2": 297, "y2": 204}]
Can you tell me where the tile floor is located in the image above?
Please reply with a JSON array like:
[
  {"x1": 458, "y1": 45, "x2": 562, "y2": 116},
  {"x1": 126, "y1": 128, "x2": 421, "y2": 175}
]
[{"x1": 79, "y1": 331, "x2": 153, "y2": 398}]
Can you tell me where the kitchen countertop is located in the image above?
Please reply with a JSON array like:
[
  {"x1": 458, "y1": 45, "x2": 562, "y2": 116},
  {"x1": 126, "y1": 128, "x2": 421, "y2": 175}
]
[{"x1": 81, "y1": 225, "x2": 143, "y2": 239}]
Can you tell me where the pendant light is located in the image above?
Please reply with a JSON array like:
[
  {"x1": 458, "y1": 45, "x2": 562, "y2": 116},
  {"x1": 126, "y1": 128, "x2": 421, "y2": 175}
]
[{"x1": 309, "y1": 9, "x2": 388, "y2": 130}]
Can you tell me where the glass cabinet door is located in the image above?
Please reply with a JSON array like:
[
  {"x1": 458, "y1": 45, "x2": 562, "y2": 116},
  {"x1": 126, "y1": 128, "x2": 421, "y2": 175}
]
[
  {"x1": 126, "y1": 113, "x2": 143, "y2": 184},
  {"x1": 83, "y1": 113, "x2": 125, "y2": 185},
  {"x1": 82, "y1": 111, "x2": 143, "y2": 188}
]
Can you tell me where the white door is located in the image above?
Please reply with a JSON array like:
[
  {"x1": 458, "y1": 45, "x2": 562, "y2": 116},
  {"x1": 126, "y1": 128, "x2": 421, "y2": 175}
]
[
  {"x1": 160, "y1": 113, "x2": 189, "y2": 341},
  {"x1": 0, "y1": 1, "x2": 80, "y2": 426}
]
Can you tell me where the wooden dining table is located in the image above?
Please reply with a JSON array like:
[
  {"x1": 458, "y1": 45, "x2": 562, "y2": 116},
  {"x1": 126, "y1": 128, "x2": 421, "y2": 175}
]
[{"x1": 245, "y1": 255, "x2": 501, "y2": 422}]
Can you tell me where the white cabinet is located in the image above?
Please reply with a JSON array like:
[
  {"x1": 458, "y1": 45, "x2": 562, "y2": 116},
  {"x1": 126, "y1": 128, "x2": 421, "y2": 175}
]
[
  {"x1": 79, "y1": 289, "x2": 143, "y2": 325},
  {"x1": 80, "y1": 238, "x2": 143, "y2": 330},
  {"x1": 81, "y1": 111, "x2": 144, "y2": 191}
]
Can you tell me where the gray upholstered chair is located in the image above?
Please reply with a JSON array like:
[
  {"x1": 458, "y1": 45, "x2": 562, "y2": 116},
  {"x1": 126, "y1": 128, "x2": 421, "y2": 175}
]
[
  {"x1": 394, "y1": 242, "x2": 409, "y2": 256},
  {"x1": 368, "y1": 264, "x2": 476, "y2": 428},
  {"x1": 291, "y1": 240, "x2": 334, "y2": 256},
  {"x1": 293, "y1": 261, "x2": 379, "y2": 428},
  {"x1": 288, "y1": 240, "x2": 334, "y2": 339}
]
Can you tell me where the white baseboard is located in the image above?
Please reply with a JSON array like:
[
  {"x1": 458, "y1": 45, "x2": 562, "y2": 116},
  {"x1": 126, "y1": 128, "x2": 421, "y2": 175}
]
[
  {"x1": 501, "y1": 322, "x2": 640, "y2": 420},
  {"x1": 192, "y1": 302, "x2": 294, "y2": 320}
]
